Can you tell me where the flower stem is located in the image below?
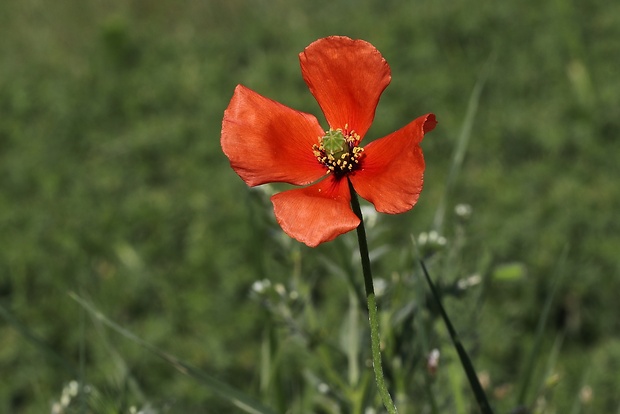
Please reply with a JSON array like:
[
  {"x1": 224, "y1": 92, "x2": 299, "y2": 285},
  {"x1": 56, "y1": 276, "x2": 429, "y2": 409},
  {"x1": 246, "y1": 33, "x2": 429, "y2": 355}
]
[{"x1": 348, "y1": 179, "x2": 398, "y2": 414}]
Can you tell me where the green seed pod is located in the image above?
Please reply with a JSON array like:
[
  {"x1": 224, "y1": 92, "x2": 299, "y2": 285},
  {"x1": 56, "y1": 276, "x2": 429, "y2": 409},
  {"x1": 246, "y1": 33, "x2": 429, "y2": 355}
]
[{"x1": 321, "y1": 129, "x2": 348, "y2": 159}]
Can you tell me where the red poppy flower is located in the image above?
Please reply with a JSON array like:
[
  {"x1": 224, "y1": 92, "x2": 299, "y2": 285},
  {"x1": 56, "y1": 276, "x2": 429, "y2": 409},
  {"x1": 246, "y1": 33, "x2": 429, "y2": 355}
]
[{"x1": 221, "y1": 36, "x2": 436, "y2": 247}]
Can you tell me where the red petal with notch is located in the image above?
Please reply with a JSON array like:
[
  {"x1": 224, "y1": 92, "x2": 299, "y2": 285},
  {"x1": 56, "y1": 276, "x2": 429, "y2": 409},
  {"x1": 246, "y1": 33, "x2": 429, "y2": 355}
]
[
  {"x1": 221, "y1": 85, "x2": 327, "y2": 187},
  {"x1": 299, "y1": 36, "x2": 391, "y2": 139},
  {"x1": 271, "y1": 176, "x2": 360, "y2": 247},
  {"x1": 350, "y1": 114, "x2": 437, "y2": 214}
]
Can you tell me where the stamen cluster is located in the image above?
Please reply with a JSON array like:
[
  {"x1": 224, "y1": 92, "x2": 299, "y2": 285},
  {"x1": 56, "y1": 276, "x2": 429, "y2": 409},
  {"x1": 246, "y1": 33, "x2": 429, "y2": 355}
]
[{"x1": 313, "y1": 127, "x2": 364, "y2": 176}]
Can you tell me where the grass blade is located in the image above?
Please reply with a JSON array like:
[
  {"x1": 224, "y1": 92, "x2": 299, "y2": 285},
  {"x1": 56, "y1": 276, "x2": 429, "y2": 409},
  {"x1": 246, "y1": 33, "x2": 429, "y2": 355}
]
[
  {"x1": 418, "y1": 261, "x2": 495, "y2": 414},
  {"x1": 433, "y1": 53, "x2": 495, "y2": 234},
  {"x1": 0, "y1": 302, "x2": 79, "y2": 377},
  {"x1": 516, "y1": 245, "x2": 569, "y2": 406},
  {"x1": 68, "y1": 292, "x2": 277, "y2": 414}
]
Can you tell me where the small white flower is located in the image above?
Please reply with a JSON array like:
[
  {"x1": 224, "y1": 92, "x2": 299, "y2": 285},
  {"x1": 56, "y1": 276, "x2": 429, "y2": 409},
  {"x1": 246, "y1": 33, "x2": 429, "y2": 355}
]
[
  {"x1": 417, "y1": 232, "x2": 428, "y2": 245},
  {"x1": 427, "y1": 348, "x2": 441, "y2": 374},
  {"x1": 251, "y1": 279, "x2": 271, "y2": 294},
  {"x1": 274, "y1": 283, "x2": 286, "y2": 296},
  {"x1": 457, "y1": 274, "x2": 482, "y2": 290},
  {"x1": 60, "y1": 393, "x2": 71, "y2": 407},
  {"x1": 68, "y1": 380, "x2": 79, "y2": 397},
  {"x1": 455, "y1": 203, "x2": 472, "y2": 218},
  {"x1": 317, "y1": 383, "x2": 330, "y2": 394},
  {"x1": 418, "y1": 230, "x2": 446, "y2": 249}
]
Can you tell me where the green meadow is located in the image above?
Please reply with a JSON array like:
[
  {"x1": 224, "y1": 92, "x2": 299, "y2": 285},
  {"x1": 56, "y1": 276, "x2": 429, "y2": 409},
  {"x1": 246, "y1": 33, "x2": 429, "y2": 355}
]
[{"x1": 1, "y1": 0, "x2": 619, "y2": 412}]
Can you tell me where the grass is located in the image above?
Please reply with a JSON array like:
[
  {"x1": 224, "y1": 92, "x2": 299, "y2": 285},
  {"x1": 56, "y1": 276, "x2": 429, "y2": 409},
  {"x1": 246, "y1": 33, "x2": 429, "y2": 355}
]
[{"x1": 1, "y1": 0, "x2": 619, "y2": 412}]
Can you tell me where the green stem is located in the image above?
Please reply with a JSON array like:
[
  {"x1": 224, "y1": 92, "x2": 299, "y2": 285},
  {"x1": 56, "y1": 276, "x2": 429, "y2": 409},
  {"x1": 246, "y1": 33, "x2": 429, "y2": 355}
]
[{"x1": 348, "y1": 179, "x2": 398, "y2": 414}]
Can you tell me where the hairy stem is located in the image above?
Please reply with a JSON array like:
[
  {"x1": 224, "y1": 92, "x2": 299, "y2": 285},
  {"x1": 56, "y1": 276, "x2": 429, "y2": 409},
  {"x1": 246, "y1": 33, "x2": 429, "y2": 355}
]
[{"x1": 348, "y1": 179, "x2": 398, "y2": 414}]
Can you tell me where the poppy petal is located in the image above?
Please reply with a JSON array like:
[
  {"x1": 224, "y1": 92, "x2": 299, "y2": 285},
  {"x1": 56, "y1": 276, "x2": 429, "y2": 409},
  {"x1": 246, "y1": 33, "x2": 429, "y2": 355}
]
[
  {"x1": 299, "y1": 36, "x2": 391, "y2": 139},
  {"x1": 350, "y1": 114, "x2": 437, "y2": 214},
  {"x1": 221, "y1": 85, "x2": 327, "y2": 187},
  {"x1": 271, "y1": 177, "x2": 360, "y2": 247}
]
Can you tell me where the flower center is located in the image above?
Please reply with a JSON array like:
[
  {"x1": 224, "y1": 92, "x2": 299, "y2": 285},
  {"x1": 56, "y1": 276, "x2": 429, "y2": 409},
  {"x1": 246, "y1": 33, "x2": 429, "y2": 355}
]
[{"x1": 313, "y1": 126, "x2": 364, "y2": 177}]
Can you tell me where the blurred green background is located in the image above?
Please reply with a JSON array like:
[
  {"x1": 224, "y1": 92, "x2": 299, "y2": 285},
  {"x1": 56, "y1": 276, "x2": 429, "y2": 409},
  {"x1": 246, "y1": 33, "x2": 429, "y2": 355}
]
[{"x1": 1, "y1": 0, "x2": 619, "y2": 412}]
